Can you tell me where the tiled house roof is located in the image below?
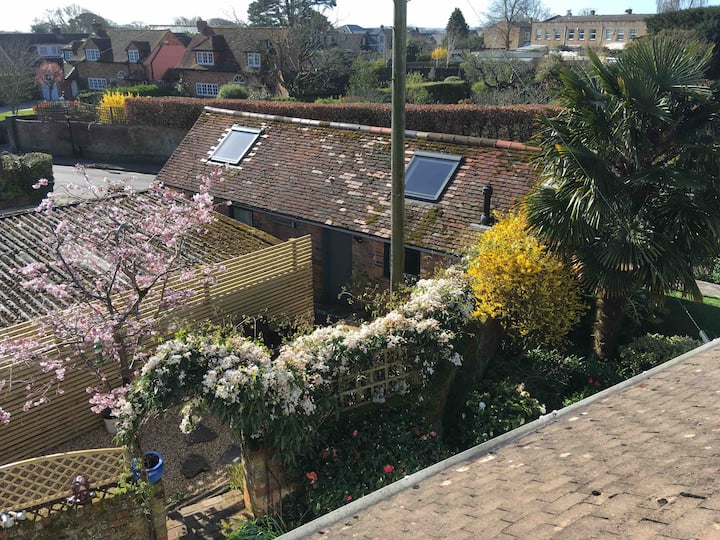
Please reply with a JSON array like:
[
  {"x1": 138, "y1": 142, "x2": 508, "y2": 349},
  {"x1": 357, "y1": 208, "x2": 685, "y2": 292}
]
[
  {"x1": 79, "y1": 28, "x2": 175, "y2": 63},
  {"x1": 158, "y1": 107, "x2": 539, "y2": 257},
  {"x1": 0, "y1": 195, "x2": 280, "y2": 329}
]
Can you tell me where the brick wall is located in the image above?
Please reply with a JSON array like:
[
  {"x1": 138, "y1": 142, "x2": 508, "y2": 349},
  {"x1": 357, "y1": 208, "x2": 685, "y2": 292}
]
[{"x1": 0, "y1": 483, "x2": 167, "y2": 540}]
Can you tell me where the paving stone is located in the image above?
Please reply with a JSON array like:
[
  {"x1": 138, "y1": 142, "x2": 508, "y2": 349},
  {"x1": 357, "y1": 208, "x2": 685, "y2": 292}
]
[
  {"x1": 187, "y1": 424, "x2": 218, "y2": 445},
  {"x1": 182, "y1": 453, "x2": 212, "y2": 479},
  {"x1": 219, "y1": 444, "x2": 242, "y2": 465}
]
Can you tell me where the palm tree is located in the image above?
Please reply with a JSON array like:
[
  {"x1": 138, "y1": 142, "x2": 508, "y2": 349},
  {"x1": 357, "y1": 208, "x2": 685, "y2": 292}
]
[{"x1": 526, "y1": 35, "x2": 720, "y2": 360}]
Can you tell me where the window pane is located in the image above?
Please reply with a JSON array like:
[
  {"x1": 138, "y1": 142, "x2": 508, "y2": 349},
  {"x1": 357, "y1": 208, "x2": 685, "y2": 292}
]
[
  {"x1": 209, "y1": 126, "x2": 261, "y2": 164},
  {"x1": 405, "y1": 152, "x2": 461, "y2": 201}
]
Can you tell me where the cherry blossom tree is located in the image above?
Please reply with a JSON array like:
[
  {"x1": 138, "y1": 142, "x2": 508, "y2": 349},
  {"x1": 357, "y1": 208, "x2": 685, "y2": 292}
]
[
  {"x1": 35, "y1": 61, "x2": 64, "y2": 101},
  {"x1": 0, "y1": 167, "x2": 227, "y2": 424}
]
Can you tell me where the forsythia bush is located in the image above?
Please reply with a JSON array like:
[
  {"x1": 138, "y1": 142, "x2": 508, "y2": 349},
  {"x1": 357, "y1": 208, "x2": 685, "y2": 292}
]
[
  {"x1": 97, "y1": 90, "x2": 131, "y2": 124},
  {"x1": 466, "y1": 211, "x2": 585, "y2": 349}
]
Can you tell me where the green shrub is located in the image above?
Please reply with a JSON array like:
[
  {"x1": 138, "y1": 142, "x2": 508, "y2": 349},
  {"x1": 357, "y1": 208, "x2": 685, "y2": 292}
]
[
  {"x1": 0, "y1": 152, "x2": 53, "y2": 205},
  {"x1": 444, "y1": 75, "x2": 463, "y2": 82},
  {"x1": 117, "y1": 83, "x2": 177, "y2": 97},
  {"x1": 217, "y1": 84, "x2": 249, "y2": 100},
  {"x1": 290, "y1": 402, "x2": 451, "y2": 521},
  {"x1": 616, "y1": 333, "x2": 701, "y2": 379},
  {"x1": 452, "y1": 379, "x2": 546, "y2": 449}
]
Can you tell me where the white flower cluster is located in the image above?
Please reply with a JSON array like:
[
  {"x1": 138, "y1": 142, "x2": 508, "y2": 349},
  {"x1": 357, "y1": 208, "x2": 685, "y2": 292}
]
[{"x1": 116, "y1": 270, "x2": 474, "y2": 444}]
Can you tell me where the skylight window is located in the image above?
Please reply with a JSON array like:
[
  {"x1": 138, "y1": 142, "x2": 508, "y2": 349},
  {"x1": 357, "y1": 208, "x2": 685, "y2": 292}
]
[
  {"x1": 209, "y1": 126, "x2": 261, "y2": 165},
  {"x1": 404, "y1": 151, "x2": 461, "y2": 202}
]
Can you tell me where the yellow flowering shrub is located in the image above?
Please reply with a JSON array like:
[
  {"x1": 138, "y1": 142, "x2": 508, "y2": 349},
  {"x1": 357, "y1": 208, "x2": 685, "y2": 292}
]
[
  {"x1": 97, "y1": 90, "x2": 131, "y2": 124},
  {"x1": 466, "y1": 211, "x2": 585, "y2": 350}
]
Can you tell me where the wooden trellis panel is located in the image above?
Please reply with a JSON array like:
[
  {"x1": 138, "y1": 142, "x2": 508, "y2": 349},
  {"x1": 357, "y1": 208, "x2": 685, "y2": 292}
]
[
  {"x1": 338, "y1": 349, "x2": 421, "y2": 410},
  {"x1": 0, "y1": 236, "x2": 313, "y2": 464},
  {"x1": 0, "y1": 447, "x2": 128, "y2": 513}
]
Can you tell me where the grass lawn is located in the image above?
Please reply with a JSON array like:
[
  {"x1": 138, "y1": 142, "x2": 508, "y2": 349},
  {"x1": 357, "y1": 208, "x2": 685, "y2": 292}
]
[
  {"x1": 650, "y1": 293, "x2": 720, "y2": 342},
  {"x1": 0, "y1": 109, "x2": 35, "y2": 121}
]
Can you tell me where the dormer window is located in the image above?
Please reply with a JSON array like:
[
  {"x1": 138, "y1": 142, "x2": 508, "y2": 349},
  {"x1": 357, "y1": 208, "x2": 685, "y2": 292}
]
[
  {"x1": 247, "y1": 52, "x2": 261, "y2": 69},
  {"x1": 196, "y1": 51, "x2": 214, "y2": 66},
  {"x1": 232, "y1": 74, "x2": 246, "y2": 85},
  {"x1": 404, "y1": 151, "x2": 461, "y2": 202},
  {"x1": 85, "y1": 48, "x2": 100, "y2": 61},
  {"x1": 209, "y1": 125, "x2": 261, "y2": 165},
  {"x1": 63, "y1": 50, "x2": 73, "y2": 61},
  {"x1": 128, "y1": 49, "x2": 140, "y2": 63}
]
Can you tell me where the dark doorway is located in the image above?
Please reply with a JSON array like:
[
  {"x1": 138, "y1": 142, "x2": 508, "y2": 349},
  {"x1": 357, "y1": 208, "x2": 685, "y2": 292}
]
[{"x1": 322, "y1": 229, "x2": 352, "y2": 304}]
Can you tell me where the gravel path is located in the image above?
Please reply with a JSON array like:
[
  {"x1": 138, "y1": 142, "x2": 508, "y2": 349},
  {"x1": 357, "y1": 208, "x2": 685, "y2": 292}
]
[{"x1": 47, "y1": 411, "x2": 241, "y2": 503}]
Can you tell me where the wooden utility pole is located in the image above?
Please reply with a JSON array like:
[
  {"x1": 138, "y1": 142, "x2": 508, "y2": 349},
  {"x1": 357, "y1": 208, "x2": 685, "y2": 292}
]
[{"x1": 390, "y1": 0, "x2": 407, "y2": 292}]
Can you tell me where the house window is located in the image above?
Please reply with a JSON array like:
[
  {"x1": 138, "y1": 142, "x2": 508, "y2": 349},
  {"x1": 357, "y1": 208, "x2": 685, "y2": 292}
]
[
  {"x1": 196, "y1": 51, "x2": 214, "y2": 66},
  {"x1": 404, "y1": 151, "x2": 461, "y2": 202},
  {"x1": 589, "y1": 28, "x2": 596, "y2": 40},
  {"x1": 629, "y1": 28, "x2": 637, "y2": 39},
  {"x1": 209, "y1": 125, "x2": 261, "y2": 165},
  {"x1": 524, "y1": 31, "x2": 531, "y2": 43},
  {"x1": 195, "y1": 82, "x2": 219, "y2": 97},
  {"x1": 117, "y1": 70, "x2": 126, "y2": 80},
  {"x1": 87, "y1": 77, "x2": 107, "y2": 90},
  {"x1": 63, "y1": 50, "x2": 73, "y2": 61},
  {"x1": 535, "y1": 28, "x2": 542, "y2": 41},
  {"x1": 383, "y1": 244, "x2": 421, "y2": 278},
  {"x1": 605, "y1": 28, "x2": 613, "y2": 40},
  {"x1": 128, "y1": 49, "x2": 140, "y2": 63},
  {"x1": 545, "y1": 29, "x2": 551, "y2": 40},
  {"x1": 567, "y1": 28, "x2": 575, "y2": 40},
  {"x1": 247, "y1": 52, "x2": 261, "y2": 68},
  {"x1": 554, "y1": 29, "x2": 561, "y2": 40},
  {"x1": 617, "y1": 28, "x2": 625, "y2": 40},
  {"x1": 579, "y1": 27, "x2": 586, "y2": 40},
  {"x1": 232, "y1": 74, "x2": 246, "y2": 85},
  {"x1": 85, "y1": 48, "x2": 100, "y2": 61},
  {"x1": 37, "y1": 45, "x2": 61, "y2": 57}
]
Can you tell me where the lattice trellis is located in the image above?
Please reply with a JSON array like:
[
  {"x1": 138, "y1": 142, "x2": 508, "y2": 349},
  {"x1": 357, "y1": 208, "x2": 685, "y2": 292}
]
[
  {"x1": 0, "y1": 447, "x2": 129, "y2": 513},
  {"x1": 338, "y1": 349, "x2": 421, "y2": 410}
]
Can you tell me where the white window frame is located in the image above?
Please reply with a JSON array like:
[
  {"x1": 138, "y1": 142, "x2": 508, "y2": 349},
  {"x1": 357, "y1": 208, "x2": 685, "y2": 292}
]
[
  {"x1": 87, "y1": 77, "x2": 107, "y2": 90},
  {"x1": 232, "y1": 74, "x2": 247, "y2": 85},
  {"x1": 128, "y1": 49, "x2": 140, "y2": 63},
  {"x1": 85, "y1": 48, "x2": 100, "y2": 61},
  {"x1": 567, "y1": 28, "x2": 575, "y2": 40},
  {"x1": 629, "y1": 28, "x2": 637, "y2": 39},
  {"x1": 579, "y1": 27, "x2": 586, "y2": 40},
  {"x1": 545, "y1": 29, "x2": 551, "y2": 40},
  {"x1": 535, "y1": 28, "x2": 542, "y2": 41},
  {"x1": 195, "y1": 82, "x2": 219, "y2": 97},
  {"x1": 196, "y1": 51, "x2": 214, "y2": 66},
  {"x1": 617, "y1": 28, "x2": 625, "y2": 40},
  {"x1": 605, "y1": 28, "x2": 613, "y2": 40},
  {"x1": 63, "y1": 50, "x2": 73, "y2": 61},
  {"x1": 554, "y1": 29, "x2": 561, "y2": 40},
  {"x1": 247, "y1": 52, "x2": 261, "y2": 68},
  {"x1": 589, "y1": 28, "x2": 596, "y2": 40}
]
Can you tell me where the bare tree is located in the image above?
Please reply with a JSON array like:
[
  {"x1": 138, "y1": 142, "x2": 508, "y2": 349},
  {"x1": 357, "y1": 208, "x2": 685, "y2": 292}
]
[
  {"x1": 31, "y1": 4, "x2": 109, "y2": 33},
  {"x1": 656, "y1": 0, "x2": 708, "y2": 12},
  {"x1": 485, "y1": 0, "x2": 551, "y2": 50},
  {"x1": 0, "y1": 39, "x2": 37, "y2": 114}
]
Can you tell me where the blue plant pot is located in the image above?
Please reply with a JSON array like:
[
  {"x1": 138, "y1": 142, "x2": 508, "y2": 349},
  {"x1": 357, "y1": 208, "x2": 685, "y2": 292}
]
[{"x1": 132, "y1": 451, "x2": 164, "y2": 484}]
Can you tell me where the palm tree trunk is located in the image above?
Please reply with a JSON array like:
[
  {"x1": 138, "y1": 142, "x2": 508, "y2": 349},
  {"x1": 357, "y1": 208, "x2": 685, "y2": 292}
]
[{"x1": 593, "y1": 293, "x2": 626, "y2": 360}]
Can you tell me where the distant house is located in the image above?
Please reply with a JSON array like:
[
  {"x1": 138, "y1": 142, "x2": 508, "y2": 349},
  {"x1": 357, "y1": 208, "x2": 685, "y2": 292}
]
[
  {"x1": 483, "y1": 21, "x2": 533, "y2": 50},
  {"x1": 63, "y1": 21, "x2": 188, "y2": 96},
  {"x1": 0, "y1": 30, "x2": 87, "y2": 99},
  {"x1": 531, "y1": 10, "x2": 650, "y2": 51},
  {"x1": 157, "y1": 107, "x2": 539, "y2": 305},
  {"x1": 337, "y1": 24, "x2": 394, "y2": 60},
  {"x1": 174, "y1": 19, "x2": 289, "y2": 98}
]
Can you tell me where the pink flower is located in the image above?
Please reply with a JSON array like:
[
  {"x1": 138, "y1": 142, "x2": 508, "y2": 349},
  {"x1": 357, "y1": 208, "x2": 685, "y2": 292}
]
[
  {"x1": 352, "y1": 429, "x2": 358, "y2": 438},
  {"x1": 346, "y1": 495, "x2": 352, "y2": 502},
  {"x1": 383, "y1": 464, "x2": 394, "y2": 474},
  {"x1": 430, "y1": 431, "x2": 437, "y2": 438},
  {"x1": 306, "y1": 471, "x2": 318, "y2": 484}
]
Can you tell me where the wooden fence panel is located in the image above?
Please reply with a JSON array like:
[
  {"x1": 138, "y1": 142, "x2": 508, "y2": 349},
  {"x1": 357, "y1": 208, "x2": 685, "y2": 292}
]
[{"x1": 0, "y1": 237, "x2": 313, "y2": 464}]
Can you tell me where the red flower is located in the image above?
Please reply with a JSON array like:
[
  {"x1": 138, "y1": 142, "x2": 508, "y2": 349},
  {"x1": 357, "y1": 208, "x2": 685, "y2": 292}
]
[
  {"x1": 306, "y1": 471, "x2": 318, "y2": 484},
  {"x1": 430, "y1": 431, "x2": 437, "y2": 438},
  {"x1": 346, "y1": 495, "x2": 352, "y2": 502},
  {"x1": 383, "y1": 464, "x2": 395, "y2": 474},
  {"x1": 588, "y1": 377, "x2": 594, "y2": 384},
  {"x1": 352, "y1": 429, "x2": 358, "y2": 438}
]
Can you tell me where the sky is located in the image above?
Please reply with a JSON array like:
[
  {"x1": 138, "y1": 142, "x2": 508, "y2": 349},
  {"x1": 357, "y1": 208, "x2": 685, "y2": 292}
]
[{"x1": 2, "y1": 0, "x2": 719, "y2": 33}]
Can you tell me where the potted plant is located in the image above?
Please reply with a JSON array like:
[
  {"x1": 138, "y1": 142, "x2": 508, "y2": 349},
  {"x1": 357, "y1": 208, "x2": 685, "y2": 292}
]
[{"x1": 132, "y1": 451, "x2": 164, "y2": 484}]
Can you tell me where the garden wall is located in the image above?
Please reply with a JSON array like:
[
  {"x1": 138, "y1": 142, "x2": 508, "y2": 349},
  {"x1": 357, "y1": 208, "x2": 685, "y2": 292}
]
[
  {"x1": 0, "y1": 483, "x2": 166, "y2": 540},
  {"x1": 7, "y1": 118, "x2": 186, "y2": 165}
]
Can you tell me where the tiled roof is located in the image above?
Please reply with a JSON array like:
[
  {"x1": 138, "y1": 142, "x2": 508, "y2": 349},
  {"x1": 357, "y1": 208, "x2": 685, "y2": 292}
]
[
  {"x1": 542, "y1": 13, "x2": 651, "y2": 23},
  {"x1": 177, "y1": 27, "x2": 289, "y2": 71},
  {"x1": 284, "y1": 339, "x2": 720, "y2": 539},
  {"x1": 158, "y1": 107, "x2": 539, "y2": 256},
  {"x1": 81, "y1": 29, "x2": 174, "y2": 62},
  {"x1": 0, "y1": 195, "x2": 279, "y2": 329}
]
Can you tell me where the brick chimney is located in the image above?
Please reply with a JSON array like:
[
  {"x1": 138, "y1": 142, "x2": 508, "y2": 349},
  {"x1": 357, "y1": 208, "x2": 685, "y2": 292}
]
[{"x1": 196, "y1": 18, "x2": 213, "y2": 36}]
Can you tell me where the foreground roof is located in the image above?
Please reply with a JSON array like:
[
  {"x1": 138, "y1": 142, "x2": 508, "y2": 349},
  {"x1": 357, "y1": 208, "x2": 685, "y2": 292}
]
[
  {"x1": 158, "y1": 107, "x2": 539, "y2": 256},
  {"x1": 282, "y1": 339, "x2": 720, "y2": 539},
  {"x1": 0, "y1": 194, "x2": 279, "y2": 328}
]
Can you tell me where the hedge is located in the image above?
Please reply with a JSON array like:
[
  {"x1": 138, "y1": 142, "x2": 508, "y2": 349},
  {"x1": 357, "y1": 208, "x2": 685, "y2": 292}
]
[
  {"x1": 0, "y1": 152, "x2": 53, "y2": 207},
  {"x1": 125, "y1": 96, "x2": 558, "y2": 142}
]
